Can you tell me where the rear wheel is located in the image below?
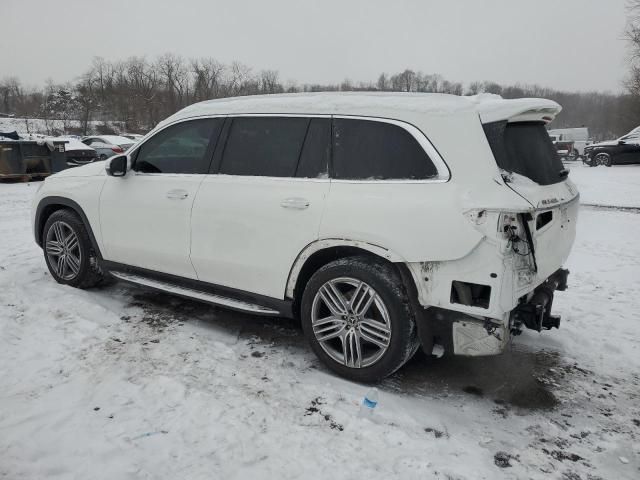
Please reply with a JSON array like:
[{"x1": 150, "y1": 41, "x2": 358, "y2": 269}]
[
  {"x1": 43, "y1": 209, "x2": 104, "y2": 288},
  {"x1": 300, "y1": 256, "x2": 418, "y2": 382}
]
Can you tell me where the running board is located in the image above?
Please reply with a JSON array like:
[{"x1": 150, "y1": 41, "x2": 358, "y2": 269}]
[{"x1": 110, "y1": 271, "x2": 281, "y2": 316}]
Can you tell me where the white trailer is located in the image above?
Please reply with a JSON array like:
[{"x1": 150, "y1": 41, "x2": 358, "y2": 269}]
[{"x1": 547, "y1": 127, "x2": 590, "y2": 157}]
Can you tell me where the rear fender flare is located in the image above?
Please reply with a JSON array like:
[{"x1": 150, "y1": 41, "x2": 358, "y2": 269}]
[{"x1": 285, "y1": 238, "x2": 405, "y2": 299}]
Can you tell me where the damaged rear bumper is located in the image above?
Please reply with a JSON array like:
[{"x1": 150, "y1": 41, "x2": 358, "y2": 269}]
[
  {"x1": 510, "y1": 268, "x2": 568, "y2": 332},
  {"x1": 416, "y1": 268, "x2": 570, "y2": 356}
]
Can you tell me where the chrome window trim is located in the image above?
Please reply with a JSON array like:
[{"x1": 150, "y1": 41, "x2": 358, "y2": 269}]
[{"x1": 129, "y1": 113, "x2": 451, "y2": 183}]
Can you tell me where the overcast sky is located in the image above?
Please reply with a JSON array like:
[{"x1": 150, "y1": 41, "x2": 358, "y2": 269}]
[{"x1": 3, "y1": 0, "x2": 630, "y2": 92}]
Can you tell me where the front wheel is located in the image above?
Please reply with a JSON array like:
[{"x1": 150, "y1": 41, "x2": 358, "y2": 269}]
[
  {"x1": 300, "y1": 256, "x2": 418, "y2": 382},
  {"x1": 43, "y1": 209, "x2": 104, "y2": 288},
  {"x1": 595, "y1": 152, "x2": 612, "y2": 167}
]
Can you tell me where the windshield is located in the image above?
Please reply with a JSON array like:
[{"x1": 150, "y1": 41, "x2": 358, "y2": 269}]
[{"x1": 483, "y1": 121, "x2": 566, "y2": 186}]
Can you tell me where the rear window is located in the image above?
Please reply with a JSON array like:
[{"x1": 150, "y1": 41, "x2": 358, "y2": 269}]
[
  {"x1": 332, "y1": 119, "x2": 438, "y2": 180},
  {"x1": 483, "y1": 121, "x2": 565, "y2": 186}
]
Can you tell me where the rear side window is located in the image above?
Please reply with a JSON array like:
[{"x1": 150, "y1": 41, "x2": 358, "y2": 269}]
[
  {"x1": 483, "y1": 121, "x2": 565, "y2": 186},
  {"x1": 332, "y1": 118, "x2": 438, "y2": 180},
  {"x1": 220, "y1": 117, "x2": 309, "y2": 177},
  {"x1": 134, "y1": 118, "x2": 222, "y2": 174}
]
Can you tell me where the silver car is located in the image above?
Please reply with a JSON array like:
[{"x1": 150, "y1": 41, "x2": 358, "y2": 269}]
[{"x1": 81, "y1": 135, "x2": 134, "y2": 160}]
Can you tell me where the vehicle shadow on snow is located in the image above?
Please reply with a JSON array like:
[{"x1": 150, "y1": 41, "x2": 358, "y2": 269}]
[
  {"x1": 124, "y1": 286, "x2": 579, "y2": 413},
  {"x1": 383, "y1": 347, "x2": 566, "y2": 412}
]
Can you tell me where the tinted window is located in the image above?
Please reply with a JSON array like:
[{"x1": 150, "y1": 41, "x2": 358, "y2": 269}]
[
  {"x1": 332, "y1": 119, "x2": 438, "y2": 180},
  {"x1": 220, "y1": 117, "x2": 309, "y2": 177},
  {"x1": 484, "y1": 121, "x2": 565, "y2": 186},
  {"x1": 297, "y1": 118, "x2": 331, "y2": 178},
  {"x1": 134, "y1": 118, "x2": 222, "y2": 174}
]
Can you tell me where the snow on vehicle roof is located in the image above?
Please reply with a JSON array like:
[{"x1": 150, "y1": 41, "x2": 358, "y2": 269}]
[
  {"x1": 98, "y1": 135, "x2": 134, "y2": 145},
  {"x1": 53, "y1": 137, "x2": 95, "y2": 152},
  {"x1": 162, "y1": 92, "x2": 561, "y2": 127}
]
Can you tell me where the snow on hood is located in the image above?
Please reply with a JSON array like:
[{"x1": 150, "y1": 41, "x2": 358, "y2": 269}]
[
  {"x1": 50, "y1": 137, "x2": 95, "y2": 152},
  {"x1": 587, "y1": 140, "x2": 619, "y2": 148}
]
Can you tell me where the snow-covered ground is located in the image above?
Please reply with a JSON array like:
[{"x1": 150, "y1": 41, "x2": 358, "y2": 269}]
[
  {"x1": 565, "y1": 162, "x2": 640, "y2": 209},
  {"x1": 1, "y1": 166, "x2": 639, "y2": 479}
]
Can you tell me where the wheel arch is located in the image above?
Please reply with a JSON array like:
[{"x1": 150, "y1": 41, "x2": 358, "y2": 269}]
[
  {"x1": 285, "y1": 239, "x2": 419, "y2": 318},
  {"x1": 286, "y1": 240, "x2": 404, "y2": 296},
  {"x1": 35, "y1": 196, "x2": 102, "y2": 259}
]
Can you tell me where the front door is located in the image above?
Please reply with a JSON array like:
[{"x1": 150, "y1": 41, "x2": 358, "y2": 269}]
[{"x1": 99, "y1": 118, "x2": 224, "y2": 278}]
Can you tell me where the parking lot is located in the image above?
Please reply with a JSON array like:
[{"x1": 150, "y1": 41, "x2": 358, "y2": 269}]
[{"x1": 1, "y1": 164, "x2": 639, "y2": 479}]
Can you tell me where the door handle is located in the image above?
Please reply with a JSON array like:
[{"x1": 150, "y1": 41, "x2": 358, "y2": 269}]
[
  {"x1": 280, "y1": 197, "x2": 310, "y2": 210},
  {"x1": 166, "y1": 189, "x2": 189, "y2": 200}
]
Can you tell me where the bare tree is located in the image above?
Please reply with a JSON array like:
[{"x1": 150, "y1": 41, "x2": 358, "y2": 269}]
[{"x1": 626, "y1": 1, "x2": 640, "y2": 96}]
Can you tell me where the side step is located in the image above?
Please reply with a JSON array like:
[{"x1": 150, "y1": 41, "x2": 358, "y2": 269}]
[{"x1": 110, "y1": 271, "x2": 281, "y2": 316}]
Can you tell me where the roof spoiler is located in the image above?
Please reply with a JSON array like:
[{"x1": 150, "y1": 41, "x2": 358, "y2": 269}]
[{"x1": 466, "y1": 94, "x2": 562, "y2": 125}]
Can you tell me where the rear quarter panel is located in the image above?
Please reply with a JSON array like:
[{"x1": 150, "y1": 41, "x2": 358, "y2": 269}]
[{"x1": 319, "y1": 111, "x2": 532, "y2": 263}]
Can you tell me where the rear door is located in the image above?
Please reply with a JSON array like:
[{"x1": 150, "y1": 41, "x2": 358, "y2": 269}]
[
  {"x1": 190, "y1": 116, "x2": 331, "y2": 299},
  {"x1": 99, "y1": 118, "x2": 223, "y2": 278}
]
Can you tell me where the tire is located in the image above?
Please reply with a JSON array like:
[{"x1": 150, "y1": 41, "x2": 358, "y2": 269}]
[
  {"x1": 567, "y1": 149, "x2": 578, "y2": 161},
  {"x1": 99, "y1": 154, "x2": 108, "y2": 161},
  {"x1": 595, "y1": 152, "x2": 611, "y2": 167},
  {"x1": 300, "y1": 256, "x2": 419, "y2": 382},
  {"x1": 42, "y1": 209, "x2": 104, "y2": 288}
]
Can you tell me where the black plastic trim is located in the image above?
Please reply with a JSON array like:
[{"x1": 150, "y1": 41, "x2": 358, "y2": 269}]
[
  {"x1": 102, "y1": 260, "x2": 294, "y2": 318},
  {"x1": 34, "y1": 196, "x2": 103, "y2": 259}
]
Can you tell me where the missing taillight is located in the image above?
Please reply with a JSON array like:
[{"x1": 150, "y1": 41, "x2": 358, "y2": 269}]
[
  {"x1": 536, "y1": 211, "x2": 553, "y2": 230},
  {"x1": 450, "y1": 281, "x2": 491, "y2": 309}
]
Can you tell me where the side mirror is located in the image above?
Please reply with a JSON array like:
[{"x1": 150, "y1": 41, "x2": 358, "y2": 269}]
[{"x1": 105, "y1": 154, "x2": 128, "y2": 177}]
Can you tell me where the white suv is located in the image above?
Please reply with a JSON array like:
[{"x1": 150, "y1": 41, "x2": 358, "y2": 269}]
[{"x1": 32, "y1": 92, "x2": 579, "y2": 382}]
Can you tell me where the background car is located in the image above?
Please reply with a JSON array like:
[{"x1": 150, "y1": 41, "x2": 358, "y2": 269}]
[
  {"x1": 121, "y1": 133, "x2": 144, "y2": 142},
  {"x1": 584, "y1": 126, "x2": 640, "y2": 166},
  {"x1": 56, "y1": 137, "x2": 97, "y2": 167},
  {"x1": 81, "y1": 135, "x2": 134, "y2": 160}
]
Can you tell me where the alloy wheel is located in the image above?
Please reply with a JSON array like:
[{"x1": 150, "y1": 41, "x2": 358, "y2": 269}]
[
  {"x1": 595, "y1": 153, "x2": 610, "y2": 166},
  {"x1": 311, "y1": 277, "x2": 392, "y2": 368},
  {"x1": 45, "y1": 220, "x2": 82, "y2": 280}
]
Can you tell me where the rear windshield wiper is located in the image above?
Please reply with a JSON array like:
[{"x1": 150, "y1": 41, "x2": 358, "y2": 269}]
[{"x1": 559, "y1": 168, "x2": 570, "y2": 179}]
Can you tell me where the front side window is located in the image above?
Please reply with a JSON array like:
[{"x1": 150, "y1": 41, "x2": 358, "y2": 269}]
[
  {"x1": 332, "y1": 118, "x2": 438, "y2": 180},
  {"x1": 134, "y1": 118, "x2": 222, "y2": 174},
  {"x1": 220, "y1": 117, "x2": 310, "y2": 177}
]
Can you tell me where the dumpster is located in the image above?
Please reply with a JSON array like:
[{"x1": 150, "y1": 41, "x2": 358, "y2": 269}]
[{"x1": 0, "y1": 133, "x2": 68, "y2": 180}]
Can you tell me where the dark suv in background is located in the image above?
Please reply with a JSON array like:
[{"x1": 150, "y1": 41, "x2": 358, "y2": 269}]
[{"x1": 584, "y1": 126, "x2": 640, "y2": 166}]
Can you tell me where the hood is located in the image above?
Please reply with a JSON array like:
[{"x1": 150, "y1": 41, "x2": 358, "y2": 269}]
[
  {"x1": 587, "y1": 140, "x2": 618, "y2": 149},
  {"x1": 50, "y1": 161, "x2": 106, "y2": 178}
]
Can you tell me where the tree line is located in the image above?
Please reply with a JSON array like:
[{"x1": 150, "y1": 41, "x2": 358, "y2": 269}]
[{"x1": 1, "y1": 53, "x2": 638, "y2": 140}]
